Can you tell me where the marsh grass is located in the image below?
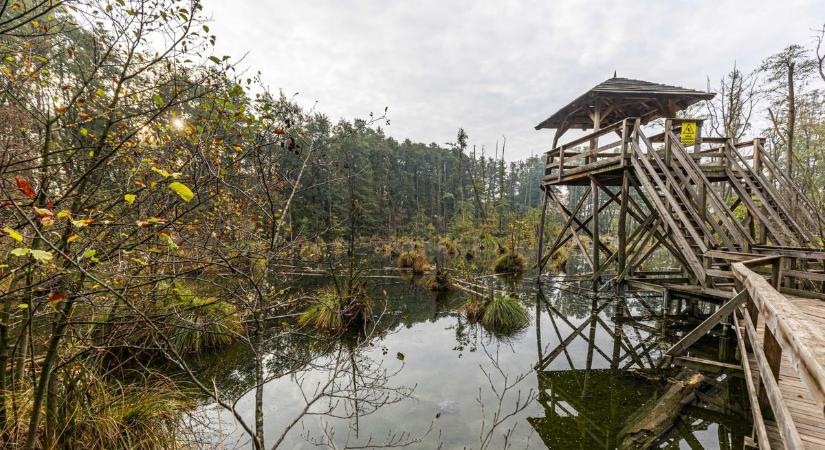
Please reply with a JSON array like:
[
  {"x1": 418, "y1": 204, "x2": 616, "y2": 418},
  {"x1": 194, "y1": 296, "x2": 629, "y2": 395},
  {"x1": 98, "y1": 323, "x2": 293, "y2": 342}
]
[
  {"x1": 165, "y1": 283, "x2": 244, "y2": 354},
  {"x1": 482, "y1": 295, "x2": 529, "y2": 332},
  {"x1": 396, "y1": 250, "x2": 430, "y2": 273},
  {"x1": 299, "y1": 285, "x2": 373, "y2": 332}
]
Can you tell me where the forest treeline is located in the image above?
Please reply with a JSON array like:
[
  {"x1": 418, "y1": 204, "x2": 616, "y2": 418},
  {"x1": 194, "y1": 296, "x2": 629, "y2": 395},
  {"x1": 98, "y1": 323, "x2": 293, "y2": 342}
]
[
  {"x1": 2, "y1": 0, "x2": 825, "y2": 449},
  {"x1": 286, "y1": 121, "x2": 546, "y2": 240}
]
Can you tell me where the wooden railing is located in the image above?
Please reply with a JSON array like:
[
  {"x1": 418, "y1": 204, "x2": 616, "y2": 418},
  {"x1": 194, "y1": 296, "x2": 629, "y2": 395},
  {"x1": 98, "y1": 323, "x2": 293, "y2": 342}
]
[
  {"x1": 544, "y1": 119, "x2": 630, "y2": 181},
  {"x1": 731, "y1": 256, "x2": 825, "y2": 449}
]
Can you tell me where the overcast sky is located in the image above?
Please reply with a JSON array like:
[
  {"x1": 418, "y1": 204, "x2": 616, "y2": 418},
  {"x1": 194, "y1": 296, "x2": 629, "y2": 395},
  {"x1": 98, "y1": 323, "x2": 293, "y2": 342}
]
[{"x1": 205, "y1": 1, "x2": 825, "y2": 161}]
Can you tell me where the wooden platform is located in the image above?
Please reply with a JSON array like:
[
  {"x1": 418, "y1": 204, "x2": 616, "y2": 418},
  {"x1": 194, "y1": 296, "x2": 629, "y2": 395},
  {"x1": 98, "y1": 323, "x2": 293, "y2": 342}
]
[{"x1": 747, "y1": 297, "x2": 825, "y2": 449}]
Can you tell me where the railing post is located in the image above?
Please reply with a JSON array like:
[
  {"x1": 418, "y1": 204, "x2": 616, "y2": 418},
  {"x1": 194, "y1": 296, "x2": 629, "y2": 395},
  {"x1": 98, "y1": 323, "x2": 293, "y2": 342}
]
[
  {"x1": 558, "y1": 145, "x2": 564, "y2": 181},
  {"x1": 620, "y1": 118, "x2": 629, "y2": 167},
  {"x1": 759, "y1": 327, "x2": 783, "y2": 412}
]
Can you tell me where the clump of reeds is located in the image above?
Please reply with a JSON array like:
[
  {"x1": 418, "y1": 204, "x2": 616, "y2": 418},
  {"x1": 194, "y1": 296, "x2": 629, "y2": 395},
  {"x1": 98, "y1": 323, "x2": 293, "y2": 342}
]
[
  {"x1": 299, "y1": 285, "x2": 373, "y2": 332},
  {"x1": 437, "y1": 238, "x2": 459, "y2": 257},
  {"x1": 493, "y1": 251, "x2": 527, "y2": 275},
  {"x1": 396, "y1": 249, "x2": 430, "y2": 273},
  {"x1": 482, "y1": 295, "x2": 529, "y2": 331}
]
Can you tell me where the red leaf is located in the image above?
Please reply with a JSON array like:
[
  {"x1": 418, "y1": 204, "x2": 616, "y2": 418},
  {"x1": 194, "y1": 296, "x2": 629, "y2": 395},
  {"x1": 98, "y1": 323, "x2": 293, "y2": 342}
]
[{"x1": 15, "y1": 177, "x2": 35, "y2": 199}]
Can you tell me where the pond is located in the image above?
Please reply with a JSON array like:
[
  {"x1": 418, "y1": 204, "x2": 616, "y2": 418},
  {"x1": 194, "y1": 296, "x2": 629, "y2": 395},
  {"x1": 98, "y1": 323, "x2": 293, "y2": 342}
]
[{"x1": 193, "y1": 255, "x2": 752, "y2": 449}]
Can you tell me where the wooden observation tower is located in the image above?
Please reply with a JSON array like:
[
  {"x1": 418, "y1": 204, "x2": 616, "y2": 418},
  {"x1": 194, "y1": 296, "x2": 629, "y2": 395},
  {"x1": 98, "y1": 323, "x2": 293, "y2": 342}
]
[{"x1": 534, "y1": 77, "x2": 825, "y2": 449}]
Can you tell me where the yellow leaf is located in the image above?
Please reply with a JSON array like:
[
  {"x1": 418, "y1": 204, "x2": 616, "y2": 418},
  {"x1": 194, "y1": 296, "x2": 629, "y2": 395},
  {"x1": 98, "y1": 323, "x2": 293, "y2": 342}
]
[
  {"x1": 17, "y1": 303, "x2": 28, "y2": 309},
  {"x1": 67, "y1": 234, "x2": 78, "y2": 243},
  {"x1": 30, "y1": 249, "x2": 53, "y2": 263},
  {"x1": 3, "y1": 227, "x2": 23, "y2": 242},
  {"x1": 124, "y1": 193, "x2": 136, "y2": 204},
  {"x1": 168, "y1": 182, "x2": 193, "y2": 202},
  {"x1": 56, "y1": 210, "x2": 72, "y2": 220},
  {"x1": 151, "y1": 166, "x2": 171, "y2": 178}
]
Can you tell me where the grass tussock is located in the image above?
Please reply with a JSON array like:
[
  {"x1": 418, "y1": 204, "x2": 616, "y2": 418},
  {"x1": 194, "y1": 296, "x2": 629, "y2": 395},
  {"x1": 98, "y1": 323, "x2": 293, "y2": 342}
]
[
  {"x1": 463, "y1": 299, "x2": 486, "y2": 323},
  {"x1": 299, "y1": 285, "x2": 373, "y2": 332},
  {"x1": 437, "y1": 238, "x2": 459, "y2": 257},
  {"x1": 482, "y1": 295, "x2": 529, "y2": 331},
  {"x1": 165, "y1": 283, "x2": 244, "y2": 354},
  {"x1": 493, "y1": 251, "x2": 527, "y2": 275},
  {"x1": 548, "y1": 244, "x2": 571, "y2": 271},
  {"x1": 396, "y1": 250, "x2": 430, "y2": 273}
]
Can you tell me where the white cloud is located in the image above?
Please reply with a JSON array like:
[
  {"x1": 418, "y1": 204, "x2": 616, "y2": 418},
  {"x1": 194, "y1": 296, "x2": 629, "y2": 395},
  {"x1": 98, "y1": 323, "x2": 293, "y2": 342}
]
[{"x1": 205, "y1": 0, "x2": 825, "y2": 160}]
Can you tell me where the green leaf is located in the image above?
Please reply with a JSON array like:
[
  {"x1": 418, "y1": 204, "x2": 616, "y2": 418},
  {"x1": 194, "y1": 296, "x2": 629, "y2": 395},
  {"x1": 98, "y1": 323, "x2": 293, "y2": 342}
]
[
  {"x1": 202, "y1": 25, "x2": 209, "y2": 33},
  {"x1": 168, "y1": 182, "x2": 193, "y2": 202},
  {"x1": 208, "y1": 56, "x2": 220, "y2": 64},
  {"x1": 10, "y1": 247, "x2": 30, "y2": 257},
  {"x1": 30, "y1": 249, "x2": 53, "y2": 263},
  {"x1": 124, "y1": 193, "x2": 136, "y2": 204},
  {"x1": 82, "y1": 249, "x2": 96, "y2": 259},
  {"x1": 3, "y1": 227, "x2": 23, "y2": 242},
  {"x1": 152, "y1": 94, "x2": 164, "y2": 107}
]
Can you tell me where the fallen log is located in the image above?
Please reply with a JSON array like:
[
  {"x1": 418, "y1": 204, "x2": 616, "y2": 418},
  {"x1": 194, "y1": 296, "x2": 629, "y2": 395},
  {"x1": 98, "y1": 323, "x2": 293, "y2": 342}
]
[{"x1": 619, "y1": 369, "x2": 705, "y2": 449}]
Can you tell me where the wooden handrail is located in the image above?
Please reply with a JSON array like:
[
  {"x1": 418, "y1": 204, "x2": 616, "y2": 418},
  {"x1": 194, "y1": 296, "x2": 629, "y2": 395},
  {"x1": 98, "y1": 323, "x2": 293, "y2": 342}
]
[
  {"x1": 546, "y1": 119, "x2": 625, "y2": 157},
  {"x1": 732, "y1": 261, "x2": 825, "y2": 423}
]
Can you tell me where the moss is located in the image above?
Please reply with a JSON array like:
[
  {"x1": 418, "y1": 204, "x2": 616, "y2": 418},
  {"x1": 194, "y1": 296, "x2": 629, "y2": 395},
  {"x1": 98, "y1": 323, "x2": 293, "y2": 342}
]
[
  {"x1": 481, "y1": 295, "x2": 529, "y2": 332},
  {"x1": 396, "y1": 250, "x2": 430, "y2": 273},
  {"x1": 493, "y1": 251, "x2": 527, "y2": 274}
]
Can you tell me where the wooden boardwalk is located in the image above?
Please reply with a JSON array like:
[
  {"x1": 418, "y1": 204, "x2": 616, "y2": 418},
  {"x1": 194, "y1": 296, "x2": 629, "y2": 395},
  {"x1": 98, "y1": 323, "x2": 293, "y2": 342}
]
[{"x1": 534, "y1": 77, "x2": 825, "y2": 449}]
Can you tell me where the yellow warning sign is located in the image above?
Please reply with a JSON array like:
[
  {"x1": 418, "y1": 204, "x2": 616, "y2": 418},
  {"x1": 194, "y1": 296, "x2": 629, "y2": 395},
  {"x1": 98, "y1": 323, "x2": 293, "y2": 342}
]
[{"x1": 681, "y1": 121, "x2": 697, "y2": 145}]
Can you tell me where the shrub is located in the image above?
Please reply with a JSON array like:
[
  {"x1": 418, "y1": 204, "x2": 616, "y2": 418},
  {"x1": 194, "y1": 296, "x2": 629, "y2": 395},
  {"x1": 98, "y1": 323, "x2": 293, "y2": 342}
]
[
  {"x1": 493, "y1": 251, "x2": 527, "y2": 274},
  {"x1": 482, "y1": 295, "x2": 529, "y2": 331}
]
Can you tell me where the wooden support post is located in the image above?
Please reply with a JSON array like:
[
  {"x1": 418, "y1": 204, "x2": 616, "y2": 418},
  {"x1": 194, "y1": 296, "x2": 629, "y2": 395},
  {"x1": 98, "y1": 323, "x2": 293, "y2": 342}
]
[
  {"x1": 591, "y1": 178, "x2": 600, "y2": 284},
  {"x1": 757, "y1": 327, "x2": 783, "y2": 413},
  {"x1": 535, "y1": 188, "x2": 549, "y2": 282},
  {"x1": 618, "y1": 170, "x2": 629, "y2": 281}
]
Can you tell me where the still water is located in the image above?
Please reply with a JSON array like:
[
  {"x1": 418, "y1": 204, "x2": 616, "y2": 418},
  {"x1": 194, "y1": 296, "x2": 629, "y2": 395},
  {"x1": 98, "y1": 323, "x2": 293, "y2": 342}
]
[{"x1": 195, "y1": 262, "x2": 751, "y2": 449}]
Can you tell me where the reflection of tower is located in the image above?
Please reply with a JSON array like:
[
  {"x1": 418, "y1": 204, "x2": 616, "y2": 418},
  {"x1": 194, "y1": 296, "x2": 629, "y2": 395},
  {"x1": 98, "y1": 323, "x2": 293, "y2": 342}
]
[{"x1": 529, "y1": 287, "x2": 748, "y2": 449}]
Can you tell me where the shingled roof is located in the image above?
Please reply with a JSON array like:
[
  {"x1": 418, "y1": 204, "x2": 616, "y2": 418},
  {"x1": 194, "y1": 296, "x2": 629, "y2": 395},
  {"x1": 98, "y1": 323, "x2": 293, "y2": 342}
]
[{"x1": 535, "y1": 77, "x2": 714, "y2": 131}]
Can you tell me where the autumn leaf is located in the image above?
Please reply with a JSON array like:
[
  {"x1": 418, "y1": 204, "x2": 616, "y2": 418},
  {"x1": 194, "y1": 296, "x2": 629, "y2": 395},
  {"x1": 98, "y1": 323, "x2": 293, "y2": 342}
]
[
  {"x1": 168, "y1": 182, "x2": 193, "y2": 202},
  {"x1": 71, "y1": 218, "x2": 95, "y2": 228},
  {"x1": 124, "y1": 193, "x2": 136, "y2": 204},
  {"x1": 396, "y1": 352, "x2": 405, "y2": 361},
  {"x1": 10, "y1": 247, "x2": 29, "y2": 257},
  {"x1": 30, "y1": 249, "x2": 53, "y2": 263},
  {"x1": 15, "y1": 177, "x2": 35, "y2": 199},
  {"x1": 48, "y1": 293, "x2": 68, "y2": 308},
  {"x1": 3, "y1": 227, "x2": 22, "y2": 242}
]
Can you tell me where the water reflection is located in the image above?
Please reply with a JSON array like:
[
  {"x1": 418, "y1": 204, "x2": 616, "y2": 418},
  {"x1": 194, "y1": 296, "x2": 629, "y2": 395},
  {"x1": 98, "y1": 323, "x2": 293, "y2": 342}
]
[
  {"x1": 196, "y1": 271, "x2": 751, "y2": 449},
  {"x1": 530, "y1": 281, "x2": 751, "y2": 449}
]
